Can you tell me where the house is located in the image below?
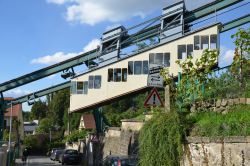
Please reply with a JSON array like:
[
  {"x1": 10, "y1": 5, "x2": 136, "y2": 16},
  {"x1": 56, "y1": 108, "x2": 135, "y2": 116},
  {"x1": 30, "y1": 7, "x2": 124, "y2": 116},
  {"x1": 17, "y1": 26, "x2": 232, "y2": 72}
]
[
  {"x1": 79, "y1": 114, "x2": 96, "y2": 130},
  {"x1": 23, "y1": 120, "x2": 39, "y2": 135},
  {"x1": 4, "y1": 98, "x2": 24, "y2": 142}
]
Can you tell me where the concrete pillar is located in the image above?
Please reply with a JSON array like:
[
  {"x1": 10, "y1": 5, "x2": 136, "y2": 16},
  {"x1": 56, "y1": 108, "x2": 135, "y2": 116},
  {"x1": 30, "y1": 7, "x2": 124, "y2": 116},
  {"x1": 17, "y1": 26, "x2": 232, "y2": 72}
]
[{"x1": 165, "y1": 85, "x2": 170, "y2": 112}]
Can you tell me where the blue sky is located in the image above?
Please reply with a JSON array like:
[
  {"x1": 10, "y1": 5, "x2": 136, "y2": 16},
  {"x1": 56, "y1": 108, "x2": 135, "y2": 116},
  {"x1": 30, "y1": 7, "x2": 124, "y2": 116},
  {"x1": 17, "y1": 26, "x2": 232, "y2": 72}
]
[{"x1": 0, "y1": 0, "x2": 249, "y2": 111}]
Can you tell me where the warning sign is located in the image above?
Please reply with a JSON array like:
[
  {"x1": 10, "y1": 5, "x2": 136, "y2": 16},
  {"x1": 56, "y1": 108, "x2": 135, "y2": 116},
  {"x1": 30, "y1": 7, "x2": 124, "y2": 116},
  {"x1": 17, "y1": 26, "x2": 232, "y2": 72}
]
[{"x1": 144, "y1": 88, "x2": 164, "y2": 107}]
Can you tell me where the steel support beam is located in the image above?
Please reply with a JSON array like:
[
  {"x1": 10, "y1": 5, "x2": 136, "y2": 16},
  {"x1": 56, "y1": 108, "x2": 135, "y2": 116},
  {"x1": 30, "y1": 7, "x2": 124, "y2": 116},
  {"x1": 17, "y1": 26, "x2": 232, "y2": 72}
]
[
  {"x1": 0, "y1": 0, "x2": 244, "y2": 93},
  {"x1": 0, "y1": 50, "x2": 97, "y2": 92},
  {"x1": 6, "y1": 81, "x2": 71, "y2": 107},
  {"x1": 220, "y1": 14, "x2": 250, "y2": 32}
]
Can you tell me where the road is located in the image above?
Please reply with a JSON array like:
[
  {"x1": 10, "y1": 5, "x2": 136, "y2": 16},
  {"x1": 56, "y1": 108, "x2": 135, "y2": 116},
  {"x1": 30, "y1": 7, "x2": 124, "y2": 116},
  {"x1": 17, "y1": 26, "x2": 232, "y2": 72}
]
[{"x1": 16, "y1": 156, "x2": 81, "y2": 166}]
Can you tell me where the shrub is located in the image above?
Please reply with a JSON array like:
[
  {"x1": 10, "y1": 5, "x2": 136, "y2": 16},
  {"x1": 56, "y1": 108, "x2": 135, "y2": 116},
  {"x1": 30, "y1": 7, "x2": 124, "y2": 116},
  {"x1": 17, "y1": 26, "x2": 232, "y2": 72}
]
[
  {"x1": 64, "y1": 129, "x2": 88, "y2": 143},
  {"x1": 139, "y1": 109, "x2": 184, "y2": 166}
]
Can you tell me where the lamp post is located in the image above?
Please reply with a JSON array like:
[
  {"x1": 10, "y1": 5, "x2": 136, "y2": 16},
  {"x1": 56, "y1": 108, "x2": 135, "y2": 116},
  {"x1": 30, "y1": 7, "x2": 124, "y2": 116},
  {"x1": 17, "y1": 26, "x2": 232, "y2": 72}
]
[{"x1": 8, "y1": 100, "x2": 13, "y2": 166}]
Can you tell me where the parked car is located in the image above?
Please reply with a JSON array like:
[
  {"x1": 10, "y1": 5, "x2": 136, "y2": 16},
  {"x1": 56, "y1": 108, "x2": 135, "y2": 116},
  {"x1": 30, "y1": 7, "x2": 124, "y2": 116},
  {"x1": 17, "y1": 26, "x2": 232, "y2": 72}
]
[
  {"x1": 103, "y1": 155, "x2": 137, "y2": 166},
  {"x1": 59, "y1": 149, "x2": 80, "y2": 165},
  {"x1": 50, "y1": 149, "x2": 64, "y2": 161}
]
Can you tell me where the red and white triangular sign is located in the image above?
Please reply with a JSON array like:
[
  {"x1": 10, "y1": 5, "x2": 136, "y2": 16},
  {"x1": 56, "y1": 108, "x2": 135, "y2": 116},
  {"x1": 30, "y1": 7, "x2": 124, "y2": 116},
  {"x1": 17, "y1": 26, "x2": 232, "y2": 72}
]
[{"x1": 144, "y1": 88, "x2": 164, "y2": 107}]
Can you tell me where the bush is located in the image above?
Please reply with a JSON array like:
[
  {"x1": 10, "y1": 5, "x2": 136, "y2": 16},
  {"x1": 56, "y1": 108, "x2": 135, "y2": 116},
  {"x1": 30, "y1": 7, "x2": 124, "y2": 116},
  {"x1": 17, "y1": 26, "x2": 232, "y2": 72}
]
[
  {"x1": 189, "y1": 104, "x2": 250, "y2": 137},
  {"x1": 139, "y1": 109, "x2": 184, "y2": 166},
  {"x1": 64, "y1": 129, "x2": 88, "y2": 143}
]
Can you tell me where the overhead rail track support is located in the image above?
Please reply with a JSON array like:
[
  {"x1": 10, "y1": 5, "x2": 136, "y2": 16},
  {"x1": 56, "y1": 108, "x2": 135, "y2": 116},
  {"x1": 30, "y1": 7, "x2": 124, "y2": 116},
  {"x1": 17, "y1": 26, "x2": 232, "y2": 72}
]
[
  {"x1": 0, "y1": 50, "x2": 97, "y2": 92},
  {"x1": 6, "y1": 81, "x2": 71, "y2": 107},
  {"x1": 220, "y1": 14, "x2": 250, "y2": 32}
]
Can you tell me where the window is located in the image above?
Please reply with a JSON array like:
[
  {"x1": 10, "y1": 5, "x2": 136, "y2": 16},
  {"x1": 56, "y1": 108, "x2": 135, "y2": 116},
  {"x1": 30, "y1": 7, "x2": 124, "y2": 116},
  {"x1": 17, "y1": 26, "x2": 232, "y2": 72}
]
[
  {"x1": 114, "y1": 68, "x2": 121, "y2": 82},
  {"x1": 178, "y1": 45, "x2": 186, "y2": 59},
  {"x1": 143, "y1": 61, "x2": 149, "y2": 74},
  {"x1": 88, "y1": 76, "x2": 94, "y2": 89},
  {"x1": 201, "y1": 35, "x2": 209, "y2": 49},
  {"x1": 83, "y1": 81, "x2": 88, "y2": 94},
  {"x1": 187, "y1": 44, "x2": 193, "y2": 57},
  {"x1": 149, "y1": 53, "x2": 154, "y2": 64},
  {"x1": 163, "y1": 53, "x2": 170, "y2": 67},
  {"x1": 122, "y1": 68, "x2": 127, "y2": 82},
  {"x1": 94, "y1": 75, "x2": 101, "y2": 89},
  {"x1": 108, "y1": 68, "x2": 113, "y2": 82},
  {"x1": 155, "y1": 53, "x2": 163, "y2": 64},
  {"x1": 70, "y1": 81, "x2": 77, "y2": 94},
  {"x1": 134, "y1": 61, "x2": 142, "y2": 75},
  {"x1": 77, "y1": 82, "x2": 84, "y2": 94},
  {"x1": 210, "y1": 34, "x2": 217, "y2": 49},
  {"x1": 194, "y1": 35, "x2": 200, "y2": 50},
  {"x1": 128, "y1": 61, "x2": 133, "y2": 75}
]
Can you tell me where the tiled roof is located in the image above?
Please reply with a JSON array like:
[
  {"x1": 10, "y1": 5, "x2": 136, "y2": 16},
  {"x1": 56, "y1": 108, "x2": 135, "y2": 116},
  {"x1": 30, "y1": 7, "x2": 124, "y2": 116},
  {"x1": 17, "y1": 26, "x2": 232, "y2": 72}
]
[
  {"x1": 4, "y1": 98, "x2": 22, "y2": 117},
  {"x1": 80, "y1": 114, "x2": 96, "y2": 129}
]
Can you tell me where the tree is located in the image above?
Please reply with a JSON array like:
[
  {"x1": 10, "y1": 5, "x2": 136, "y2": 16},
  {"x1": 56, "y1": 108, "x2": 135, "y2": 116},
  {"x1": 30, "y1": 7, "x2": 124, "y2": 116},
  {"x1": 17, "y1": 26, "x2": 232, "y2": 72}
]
[
  {"x1": 48, "y1": 89, "x2": 70, "y2": 127},
  {"x1": 36, "y1": 117, "x2": 53, "y2": 133},
  {"x1": 30, "y1": 100, "x2": 48, "y2": 120}
]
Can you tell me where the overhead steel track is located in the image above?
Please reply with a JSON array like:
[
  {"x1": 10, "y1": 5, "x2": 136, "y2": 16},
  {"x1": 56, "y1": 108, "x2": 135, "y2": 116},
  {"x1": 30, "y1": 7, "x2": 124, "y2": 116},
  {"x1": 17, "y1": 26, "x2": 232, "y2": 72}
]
[
  {"x1": 0, "y1": 0, "x2": 244, "y2": 93},
  {"x1": 5, "y1": 14, "x2": 250, "y2": 107}
]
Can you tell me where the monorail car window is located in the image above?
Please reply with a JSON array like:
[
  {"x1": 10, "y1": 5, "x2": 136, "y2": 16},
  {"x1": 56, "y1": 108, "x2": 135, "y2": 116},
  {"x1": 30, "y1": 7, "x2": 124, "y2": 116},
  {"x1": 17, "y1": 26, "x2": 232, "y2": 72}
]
[
  {"x1": 94, "y1": 75, "x2": 102, "y2": 89},
  {"x1": 114, "y1": 68, "x2": 122, "y2": 82},
  {"x1": 88, "y1": 76, "x2": 94, "y2": 89},
  {"x1": 143, "y1": 61, "x2": 149, "y2": 74},
  {"x1": 71, "y1": 81, "x2": 76, "y2": 94},
  {"x1": 83, "y1": 81, "x2": 88, "y2": 94},
  {"x1": 134, "y1": 61, "x2": 142, "y2": 75},
  {"x1": 187, "y1": 44, "x2": 193, "y2": 57},
  {"x1": 108, "y1": 69, "x2": 113, "y2": 82},
  {"x1": 77, "y1": 82, "x2": 84, "y2": 94},
  {"x1": 201, "y1": 35, "x2": 209, "y2": 49},
  {"x1": 128, "y1": 61, "x2": 133, "y2": 75},
  {"x1": 155, "y1": 53, "x2": 163, "y2": 64},
  {"x1": 210, "y1": 34, "x2": 217, "y2": 49},
  {"x1": 122, "y1": 68, "x2": 127, "y2": 82},
  {"x1": 178, "y1": 45, "x2": 186, "y2": 59},
  {"x1": 149, "y1": 53, "x2": 154, "y2": 64},
  {"x1": 194, "y1": 36, "x2": 200, "y2": 50},
  {"x1": 163, "y1": 53, "x2": 170, "y2": 67}
]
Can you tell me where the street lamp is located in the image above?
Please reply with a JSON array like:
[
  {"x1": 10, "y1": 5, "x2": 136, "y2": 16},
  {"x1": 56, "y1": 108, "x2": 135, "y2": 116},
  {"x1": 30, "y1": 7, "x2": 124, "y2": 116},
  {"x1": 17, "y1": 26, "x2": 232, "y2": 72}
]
[{"x1": 8, "y1": 100, "x2": 13, "y2": 166}]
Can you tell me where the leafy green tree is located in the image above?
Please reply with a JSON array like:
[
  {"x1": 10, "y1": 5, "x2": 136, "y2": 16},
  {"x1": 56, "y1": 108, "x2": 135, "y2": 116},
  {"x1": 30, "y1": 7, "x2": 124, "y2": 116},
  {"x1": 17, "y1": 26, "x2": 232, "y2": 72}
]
[
  {"x1": 30, "y1": 100, "x2": 48, "y2": 120},
  {"x1": 48, "y1": 89, "x2": 70, "y2": 127},
  {"x1": 36, "y1": 117, "x2": 53, "y2": 133}
]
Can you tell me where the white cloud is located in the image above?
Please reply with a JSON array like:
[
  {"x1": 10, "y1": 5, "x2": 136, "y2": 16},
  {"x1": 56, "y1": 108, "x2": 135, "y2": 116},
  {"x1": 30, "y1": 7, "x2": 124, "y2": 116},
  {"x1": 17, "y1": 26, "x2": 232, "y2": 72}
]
[
  {"x1": 83, "y1": 39, "x2": 101, "y2": 52},
  {"x1": 30, "y1": 52, "x2": 78, "y2": 65},
  {"x1": 4, "y1": 88, "x2": 32, "y2": 98},
  {"x1": 48, "y1": 0, "x2": 170, "y2": 25},
  {"x1": 219, "y1": 46, "x2": 235, "y2": 67},
  {"x1": 30, "y1": 38, "x2": 100, "y2": 65},
  {"x1": 47, "y1": 0, "x2": 214, "y2": 25}
]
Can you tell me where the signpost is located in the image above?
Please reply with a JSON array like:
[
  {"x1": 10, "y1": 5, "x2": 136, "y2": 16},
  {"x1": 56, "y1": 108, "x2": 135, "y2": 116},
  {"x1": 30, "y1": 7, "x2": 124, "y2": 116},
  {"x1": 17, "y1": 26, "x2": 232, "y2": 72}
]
[
  {"x1": 147, "y1": 64, "x2": 164, "y2": 88},
  {"x1": 144, "y1": 88, "x2": 164, "y2": 107}
]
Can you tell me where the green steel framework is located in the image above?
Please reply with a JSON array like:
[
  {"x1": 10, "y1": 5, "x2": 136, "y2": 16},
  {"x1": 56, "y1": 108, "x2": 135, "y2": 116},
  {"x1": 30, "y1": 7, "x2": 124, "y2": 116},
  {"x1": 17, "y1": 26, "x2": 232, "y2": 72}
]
[{"x1": 0, "y1": 0, "x2": 249, "y2": 138}]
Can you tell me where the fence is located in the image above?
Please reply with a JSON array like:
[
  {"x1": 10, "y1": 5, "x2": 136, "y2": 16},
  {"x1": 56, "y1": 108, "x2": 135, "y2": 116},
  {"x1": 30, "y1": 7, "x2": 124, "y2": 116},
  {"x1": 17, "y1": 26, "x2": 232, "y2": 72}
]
[{"x1": 0, "y1": 141, "x2": 16, "y2": 166}]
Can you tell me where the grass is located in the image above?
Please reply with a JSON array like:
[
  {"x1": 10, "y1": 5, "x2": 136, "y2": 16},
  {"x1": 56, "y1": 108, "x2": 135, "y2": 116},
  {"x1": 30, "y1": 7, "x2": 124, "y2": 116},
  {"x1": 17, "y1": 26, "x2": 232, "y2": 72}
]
[{"x1": 188, "y1": 104, "x2": 250, "y2": 137}]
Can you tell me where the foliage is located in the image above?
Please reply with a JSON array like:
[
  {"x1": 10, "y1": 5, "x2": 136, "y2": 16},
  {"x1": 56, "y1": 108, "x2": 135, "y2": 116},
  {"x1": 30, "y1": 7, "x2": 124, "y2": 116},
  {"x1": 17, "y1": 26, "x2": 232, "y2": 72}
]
[
  {"x1": 176, "y1": 49, "x2": 218, "y2": 106},
  {"x1": 30, "y1": 100, "x2": 48, "y2": 120},
  {"x1": 64, "y1": 129, "x2": 88, "y2": 143},
  {"x1": 24, "y1": 134, "x2": 49, "y2": 154},
  {"x1": 139, "y1": 109, "x2": 184, "y2": 166},
  {"x1": 36, "y1": 117, "x2": 53, "y2": 133},
  {"x1": 22, "y1": 111, "x2": 31, "y2": 121},
  {"x1": 48, "y1": 89, "x2": 70, "y2": 127},
  {"x1": 189, "y1": 105, "x2": 250, "y2": 137}
]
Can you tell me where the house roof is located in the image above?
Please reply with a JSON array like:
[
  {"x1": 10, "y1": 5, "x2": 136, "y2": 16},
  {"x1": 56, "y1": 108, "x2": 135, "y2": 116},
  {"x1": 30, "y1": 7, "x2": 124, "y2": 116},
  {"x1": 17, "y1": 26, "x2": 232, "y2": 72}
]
[
  {"x1": 4, "y1": 98, "x2": 22, "y2": 117},
  {"x1": 80, "y1": 114, "x2": 96, "y2": 129}
]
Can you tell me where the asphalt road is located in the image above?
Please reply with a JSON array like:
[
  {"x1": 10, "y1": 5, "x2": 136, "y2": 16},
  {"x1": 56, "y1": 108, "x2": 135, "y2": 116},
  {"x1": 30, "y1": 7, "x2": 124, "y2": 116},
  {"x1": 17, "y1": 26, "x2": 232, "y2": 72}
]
[{"x1": 16, "y1": 156, "x2": 81, "y2": 166}]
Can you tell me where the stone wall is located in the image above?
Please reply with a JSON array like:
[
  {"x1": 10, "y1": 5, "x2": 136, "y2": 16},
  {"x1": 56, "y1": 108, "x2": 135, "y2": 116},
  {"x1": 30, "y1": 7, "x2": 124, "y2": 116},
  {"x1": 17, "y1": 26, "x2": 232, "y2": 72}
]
[
  {"x1": 121, "y1": 119, "x2": 144, "y2": 131},
  {"x1": 182, "y1": 136, "x2": 250, "y2": 166},
  {"x1": 191, "y1": 98, "x2": 250, "y2": 114},
  {"x1": 103, "y1": 128, "x2": 138, "y2": 158}
]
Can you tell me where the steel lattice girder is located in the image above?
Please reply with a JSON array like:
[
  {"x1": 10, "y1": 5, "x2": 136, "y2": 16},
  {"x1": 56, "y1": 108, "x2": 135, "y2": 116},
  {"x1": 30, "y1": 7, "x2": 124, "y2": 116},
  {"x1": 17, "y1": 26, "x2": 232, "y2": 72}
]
[{"x1": 0, "y1": 0, "x2": 244, "y2": 93}]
